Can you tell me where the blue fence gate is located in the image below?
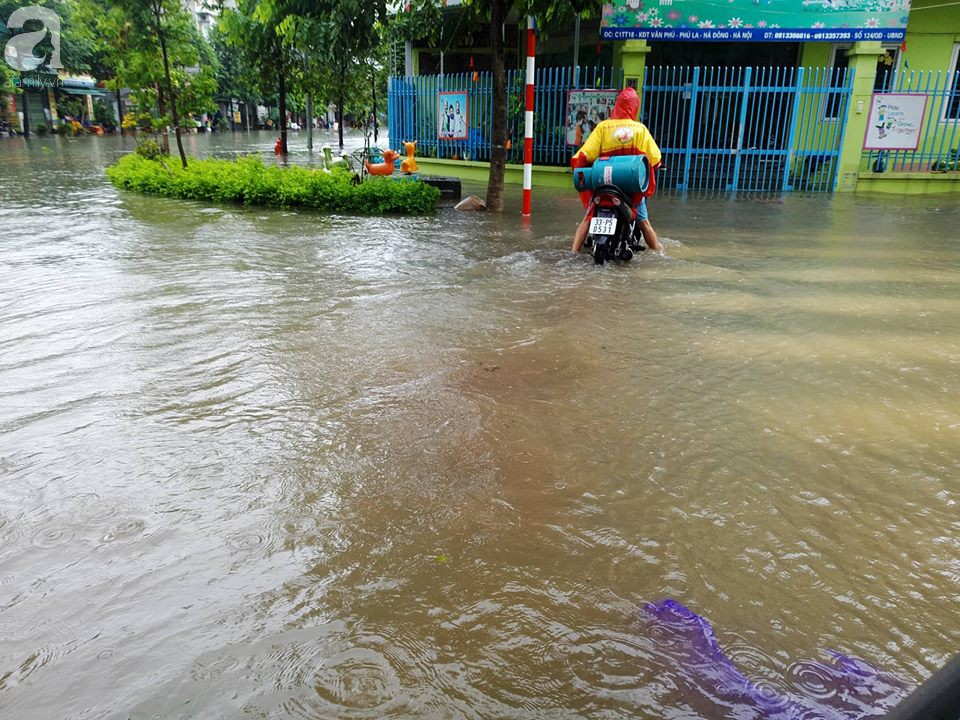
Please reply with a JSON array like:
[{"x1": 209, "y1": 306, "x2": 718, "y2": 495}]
[{"x1": 641, "y1": 65, "x2": 854, "y2": 193}]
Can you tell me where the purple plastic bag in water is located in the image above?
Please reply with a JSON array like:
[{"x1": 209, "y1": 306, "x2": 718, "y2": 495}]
[{"x1": 642, "y1": 599, "x2": 909, "y2": 719}]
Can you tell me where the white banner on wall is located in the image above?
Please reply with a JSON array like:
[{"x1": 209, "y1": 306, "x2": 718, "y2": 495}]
[{"x1": 863, "y1": 94, "x2": 928, "y2": 151}]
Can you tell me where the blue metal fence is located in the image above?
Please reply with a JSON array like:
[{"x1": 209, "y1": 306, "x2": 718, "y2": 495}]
[
  {"x1": 861, "y1": 69, "x2": 960, "y2": 173},
  {"x1": 389, "y1": 64, "x2": 853, "y2": 192},
  {"x1": 388, "y1": 66, "x2": 622, "y2": 166},
  {"x1": 641, "y1": 66, "x2": 854, "y2": 193}
]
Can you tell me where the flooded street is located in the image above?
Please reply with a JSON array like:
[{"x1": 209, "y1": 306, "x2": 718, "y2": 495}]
[{"x1": 1, "y1": 131, "x2": 958, "y2": 719}]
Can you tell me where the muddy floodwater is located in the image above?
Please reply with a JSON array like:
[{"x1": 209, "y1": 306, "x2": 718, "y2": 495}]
[{"x1": 1, "y1": 131, "x2": 958, "y2": 719}]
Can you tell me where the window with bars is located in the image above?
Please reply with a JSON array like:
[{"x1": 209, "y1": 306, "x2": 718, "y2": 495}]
[
  {"x1": 824, "y1": 44, "x2": 899, "y2": 120},
  {"x1": 944, "y1": 43, "x2": 960, "y2": 122},
  {"x1": 823, "y1": 47, "x2": 851, "y2": 120}
]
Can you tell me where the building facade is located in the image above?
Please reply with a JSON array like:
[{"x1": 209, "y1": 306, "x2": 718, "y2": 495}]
[{"x1": 391, "y1": 1, "x2": 960, "y2": 193}]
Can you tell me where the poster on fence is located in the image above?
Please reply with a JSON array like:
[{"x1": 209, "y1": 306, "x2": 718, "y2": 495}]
[
  {"x1": 863, "y1": 94, "x2": 927, "y2": 150},
  {"x1": 600, "y1": 0, "x2": 911, "y2": 42},
  {"x1": 438, "y1": 91, "x2": 469, "y2": 140},
  {"x1": 565, "y1": 90, "x2": 619, "y2": 146}
]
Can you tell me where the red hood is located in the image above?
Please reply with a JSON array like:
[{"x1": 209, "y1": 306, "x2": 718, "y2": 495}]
[{"x1": 611, "y1": 87, "x2": 639, "y2": 120}]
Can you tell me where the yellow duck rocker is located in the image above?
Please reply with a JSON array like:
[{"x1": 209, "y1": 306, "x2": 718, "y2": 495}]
[{"x1": 401, "y1": 141, "x2": 418, "y2": 175}]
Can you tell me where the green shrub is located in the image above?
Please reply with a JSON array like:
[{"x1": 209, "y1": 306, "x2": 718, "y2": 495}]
[
  {"x1": 105, "y1": 154, "x2": 440, "y2": 215},
  {"x1": 35, "y1": 123, "x2": 48, "y2": 136},
  {"x1": 94, "y1": 100, "x2": 117, "y2": 130},
  {"x1": 57, "y1": 95, "x2": 85, "y2": 122},
  {"x1": 135, "y1": 139, "x2": 161, "y2": 160}
]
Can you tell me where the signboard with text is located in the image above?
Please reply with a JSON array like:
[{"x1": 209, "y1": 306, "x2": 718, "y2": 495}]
[
  {"x1": 600, "y1": 0, "x2": 911, "y2": 42},
  {"x1": 863, "y1": 93, "x2": 927, "y2": 150}
]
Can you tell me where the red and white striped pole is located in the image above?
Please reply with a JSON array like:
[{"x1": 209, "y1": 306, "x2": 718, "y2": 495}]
[{"x1": 522, "y1": 16, "x2": 536, "y2": 216}]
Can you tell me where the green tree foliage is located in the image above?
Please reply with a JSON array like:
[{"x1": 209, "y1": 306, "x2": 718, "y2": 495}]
[
  {"x1": 0, "y1": 10, "x2": 14, "y2": 104},
  {"x1": 209, "y1": 24, "x2": 259, "y2": 127},
  {"x1": 220, "y1": 0, "x2": 296, "y2": 152},
  {"x1": 93, "y1": 0, "x2": 214, "y2": 168},
  {"x1": 72, "y1": 2, "x2": 131, "y2": 133},
  {"x1": 174, "y1": 28, "x2": 219, "y2": 123},
  {"x1": 390, "y1": 0, "x2": 603, "y2": 211},
  {"x1": 93, "y1": 98, "x2": 117, "y2": 128},
  {"x1": 244, "y1": 0, "x2": 388, "y2": 148},
  {"x1": 0, "y1": 0, "x2": 95, "y2": 74},
  {"x1": 0, "y1": 0, "x2": 95, "y2": 107},
  {"x1": 1, "y1": 61, "x2": 14, "y2": 106},
  {"x1": 56, "y1": 93, "x2": 85, "y2": 121}
]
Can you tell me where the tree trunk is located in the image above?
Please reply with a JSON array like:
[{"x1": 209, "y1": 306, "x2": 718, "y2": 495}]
[
  {"x1": 337, "y1": 58, "x2": 346, "y2": 149},
  {"x1": 156, "y1": 83, "x2": 170, "y2": 155},
  {"x1": 115, "y1": 81, "x2": 123, "y2": 136},
  {"x1": 371, "y1": 64, "x2": 377, "y2": 143},
  {"x1": 154, "y1": 1, "x2": 187, "y2": 168},
  {"x1": 486, "y1": 0, "x2": 508, "y2": 212},
  {"x1": 21, "y1": 91, "x2": 30, "y2": 137},
  {"x1": 305, "y1": 92, "x2": 313, "y2": 151},
  {"x1": 277, "y1": 43, "x2": 288, "y2": 154},
  {"x1": 337, "y1": 94, "x2": 344, "y2": 149}
]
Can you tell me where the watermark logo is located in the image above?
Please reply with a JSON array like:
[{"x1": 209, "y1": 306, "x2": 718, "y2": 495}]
[{"x1": 4, "y1": 6, "x2": 62, "y2": 72}]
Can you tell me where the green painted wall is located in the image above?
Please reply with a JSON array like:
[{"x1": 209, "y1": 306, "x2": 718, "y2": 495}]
[
  {"x1": 882, "y1": 2, "x2": 960, "y2": 173},
  {"x1": 856, "y1": 171, "x2": 960, "y2": 193},
  {"x1": 795, "y1": 4, "x2": 960, "y2": 71},
  {"x1": 798, "y1": 42, "x2": 832, "y2": 67},
  {"x1": 902, "y1": 0, "x2": 960, "y2": 70}
]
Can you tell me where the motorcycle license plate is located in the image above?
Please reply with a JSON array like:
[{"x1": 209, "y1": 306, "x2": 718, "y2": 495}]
[{"x1": 589, "y1": 216, "x2": 617, "y2": 236}]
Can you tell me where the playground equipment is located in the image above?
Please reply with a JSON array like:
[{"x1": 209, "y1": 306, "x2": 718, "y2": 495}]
[
  {"x1": 401, "y1": 141, "x2": 418, "y2": 175},
  {"x1": 364, "y1": 149, "x2": 399, "y2": 176},
  {"x1": 321, "y1": 145, "x2": 346, "y2": 172}
]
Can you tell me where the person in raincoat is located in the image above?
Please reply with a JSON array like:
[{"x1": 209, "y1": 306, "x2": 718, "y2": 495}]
[{"x1": 570, "y1": 86, "x2": 662, "y2": 254}]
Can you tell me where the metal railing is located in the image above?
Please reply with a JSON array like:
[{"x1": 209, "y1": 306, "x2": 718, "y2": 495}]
[{"x1": 861, "y1": 69, "x2": 960, "y2": 174}]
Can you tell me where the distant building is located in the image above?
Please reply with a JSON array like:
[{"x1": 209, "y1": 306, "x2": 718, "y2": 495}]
[{"x1": 182, "y1": 0, "x2": 223, "y2": 39}]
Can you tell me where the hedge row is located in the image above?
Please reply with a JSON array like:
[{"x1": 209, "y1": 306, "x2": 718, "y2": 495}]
[{"x1": 105, "y1": 154, "x2": 441, "y2": 215}]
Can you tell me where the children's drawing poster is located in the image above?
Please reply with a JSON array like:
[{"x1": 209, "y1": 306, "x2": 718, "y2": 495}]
[
  {"x1": 863, "y1": 93, "x2": 927, "y2": 150},
  {"x1": 566, "y1": 90, "x2": 619, "y2": 147},
  {"x1": 438, "y1": 91, "x2": 468, "y2": 140}
]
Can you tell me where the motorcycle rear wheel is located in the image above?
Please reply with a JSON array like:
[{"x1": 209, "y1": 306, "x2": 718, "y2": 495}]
[{"x1": 594, "y1": 242, "x2": 606, "y2": 265}]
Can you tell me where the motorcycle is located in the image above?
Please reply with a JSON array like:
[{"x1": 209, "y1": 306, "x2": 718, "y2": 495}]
[
  {"x1": 583, "y1": 183, "x2": 646, "y2": 265},
  {"x1": 572, "y1": 154, "x2": 653, "y2": 266}
]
